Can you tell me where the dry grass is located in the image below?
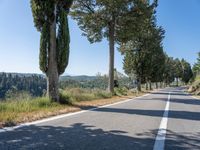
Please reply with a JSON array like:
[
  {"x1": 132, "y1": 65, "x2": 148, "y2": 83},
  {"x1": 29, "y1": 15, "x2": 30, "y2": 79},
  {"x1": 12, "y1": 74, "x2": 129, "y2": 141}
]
[{"x1": 0, "y1": 88, "x2": 147, "y2": 128}]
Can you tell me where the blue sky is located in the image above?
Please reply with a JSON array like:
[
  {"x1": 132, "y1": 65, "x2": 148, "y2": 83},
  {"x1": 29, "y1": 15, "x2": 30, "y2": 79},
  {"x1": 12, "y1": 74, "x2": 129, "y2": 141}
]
[{"x1": 0, "y1": 0, "x2": 199, "y2": 76}]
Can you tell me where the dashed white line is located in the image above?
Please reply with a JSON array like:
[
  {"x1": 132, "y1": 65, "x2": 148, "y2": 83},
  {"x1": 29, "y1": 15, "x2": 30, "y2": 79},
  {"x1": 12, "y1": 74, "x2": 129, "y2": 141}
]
[{"x1": 153, "y1": 92, "x2": 171, "y2": 150}]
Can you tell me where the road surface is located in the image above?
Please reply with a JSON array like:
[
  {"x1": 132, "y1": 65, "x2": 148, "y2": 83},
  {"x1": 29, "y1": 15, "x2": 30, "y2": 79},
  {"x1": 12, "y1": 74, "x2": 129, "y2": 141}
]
[{"x1": 0, "y1": 87, "x2": 200, "y2": 150}]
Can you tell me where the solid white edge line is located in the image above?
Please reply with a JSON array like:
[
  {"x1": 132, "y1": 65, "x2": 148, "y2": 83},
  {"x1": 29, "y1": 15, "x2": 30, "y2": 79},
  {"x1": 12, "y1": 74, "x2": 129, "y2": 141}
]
[
  {"x1": 182, "y1": 90, "x2": 198, "y2": 100},
  {"x1": 191, "y1": 96, "x2": 199, "y2": 100},
  {"x1": 153, "y1": 92, "x2": 171, "y2": 150},
  {"x1": 0, "y1": 93, "x2": 151, "y2": 133}
]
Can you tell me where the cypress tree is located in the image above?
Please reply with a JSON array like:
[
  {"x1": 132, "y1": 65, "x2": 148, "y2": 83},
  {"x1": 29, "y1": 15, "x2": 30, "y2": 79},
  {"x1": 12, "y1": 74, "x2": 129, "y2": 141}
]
[{"x1": 30, "y1": 0, "x2": 73, "y2": 102}]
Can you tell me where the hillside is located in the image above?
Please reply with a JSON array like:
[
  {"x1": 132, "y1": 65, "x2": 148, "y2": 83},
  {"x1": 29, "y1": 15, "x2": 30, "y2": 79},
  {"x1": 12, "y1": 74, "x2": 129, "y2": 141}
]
[{"x1": 0, "y1": 72, "x2": 96, "y2": 81}]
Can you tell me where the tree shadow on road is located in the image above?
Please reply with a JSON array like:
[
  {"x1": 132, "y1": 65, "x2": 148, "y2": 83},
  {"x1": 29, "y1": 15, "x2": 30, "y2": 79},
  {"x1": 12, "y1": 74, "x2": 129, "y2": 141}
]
[
  {"x1": 151, "y1": 92, "x2": 188, "y2": 96},
  {"x1": 170, "y1": 98, "x2": 200, "y2": 106},
  {"x1": 92, "y1": 107, "x2": 200, "y2": 121},
  {"x1": 0, "y1": 123, "x2": 155, "y2": 150},
  {"x1": 165, "y1": 130, "x2": 200, "y2": 150},
  {"x1": 0, "y1": 123, "x2": 200, "y2": 150},
  {"x1": 140, "y1": 129, "x2": 200, "y2": 150}
]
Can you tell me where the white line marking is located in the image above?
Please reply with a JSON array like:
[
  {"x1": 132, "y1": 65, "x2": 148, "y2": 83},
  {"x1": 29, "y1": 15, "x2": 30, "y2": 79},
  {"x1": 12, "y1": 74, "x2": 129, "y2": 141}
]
[
  {"x1": 153, "y1": 92, "x2": 171, "y2": 150},
  {"x1": 191, "y1": 96, "x2": 199, "y2": 100},
  {"x1": 182, "y1": 90, "x2": 200, "y2": 100},
  {"x1": 0, "y1": 93, "x2": 151, "y2": 133}
]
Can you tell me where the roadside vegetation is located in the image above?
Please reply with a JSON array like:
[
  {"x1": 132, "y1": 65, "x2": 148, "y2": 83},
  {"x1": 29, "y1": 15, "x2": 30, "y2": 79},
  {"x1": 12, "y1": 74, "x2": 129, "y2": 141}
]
[
  {"x1": 189, "y1": 76, "x2": 200, "y2": 95},
  {"x1": 0, "y1": 87, "x2": 146, "y2": 128},
  {"x1": 189, "y1": 52, "x2": 200, "y2": 95}
]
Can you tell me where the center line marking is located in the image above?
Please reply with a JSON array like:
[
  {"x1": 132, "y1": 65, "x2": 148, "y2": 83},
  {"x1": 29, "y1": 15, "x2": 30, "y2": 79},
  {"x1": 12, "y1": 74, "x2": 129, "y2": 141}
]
[{"x1": 153, "y1": 92, "x2": 171, "y2": 150}]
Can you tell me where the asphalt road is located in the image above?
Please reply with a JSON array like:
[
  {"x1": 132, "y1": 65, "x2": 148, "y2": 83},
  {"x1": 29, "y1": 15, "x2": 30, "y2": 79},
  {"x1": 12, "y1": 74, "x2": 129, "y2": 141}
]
[{"x1": 0, "y1": 87, "x2": 200, "y2": 150}]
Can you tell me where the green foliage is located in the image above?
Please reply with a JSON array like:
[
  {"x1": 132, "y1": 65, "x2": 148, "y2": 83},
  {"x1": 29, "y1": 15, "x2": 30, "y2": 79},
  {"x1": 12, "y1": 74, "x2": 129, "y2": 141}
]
[
  {"x1": 39, "y1": 22, "x2": 49, "y2": 73},
  {"x1": 181, "y1": 59, "x2": 193, "y2": 84},
  {"x1": 114, "y1": 87, "x2": 128, "y2": 96},
  {"x1": 31, "y1": 0, "x2": 73, "y2": 101},
  {"x1": 61, "y1": 88, "x2": 112, "y2": 102},
  {"x1": 193, "y1": 52, "x2": 200, "y2": 76},
  {"x1": 30, "y1": 0, "x2": 55, "y2": 31},
  {"x1": 71, "y1": 0, "x2": 133, "y2": 43},
  {"x1": 57, "y1": 9, "x2": 70, "y2": 75},
  {"x1": 162, "y1": 57, "x2": 193, "y2": 85},
  {"x1": 0, "y1": 73, "x2": 46, "y2": 99},
  {"x1": 59, "y1": 91, "x2": 74, "y2": 105},
  {"x1": 174, "y1": 58, "x2": 183, "y2": 79},
  {"x1": 30, "y1": 0, "x2": 73, "y2": 75},
  {"x1": 120, "y1": 0, "x2": 193, "y2": 87},
  {"x1": 121, "y1": 0, "x2": 164, "y2": 90},
  {"x1": 59, "y1": 73, "x2": 131, "y2": 90},
  {"x1": 188, "y1": 75, "x2": 200, "y2": 94},
  {"x1": 71, "y1": 0, "x2": 137, "y2": 93},
  {"x1": 163, "y1": 56, "x2": 176, "y2": 84}
]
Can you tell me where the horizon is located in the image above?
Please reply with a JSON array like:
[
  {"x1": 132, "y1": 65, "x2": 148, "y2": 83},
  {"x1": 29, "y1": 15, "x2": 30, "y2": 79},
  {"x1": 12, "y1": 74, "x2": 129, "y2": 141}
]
[{"x1": 0, "y1": 71, "x2": 103, "y2": 77}]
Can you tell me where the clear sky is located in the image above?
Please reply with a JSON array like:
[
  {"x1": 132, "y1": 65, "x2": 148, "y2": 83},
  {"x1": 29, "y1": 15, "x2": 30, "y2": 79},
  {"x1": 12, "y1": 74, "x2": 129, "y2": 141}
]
[{"x1": 0, "y1": 0, "x2": 199, "y2": 76}]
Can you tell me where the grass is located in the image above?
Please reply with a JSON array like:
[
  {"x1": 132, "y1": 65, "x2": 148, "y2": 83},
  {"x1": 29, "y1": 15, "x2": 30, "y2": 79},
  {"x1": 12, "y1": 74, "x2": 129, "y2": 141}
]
[
  {"x1": 0, "y1": 88, "x2": 146, "y2": 128},
  {"x1": 60, "y1": 88, "x2": 112, "y2": 102},
  {"x1": 0, "y1": 97, "x2": 67, "y2": 127},
  {"x1": 188, "y1": 75, "x2": 200, "y2": 95}
]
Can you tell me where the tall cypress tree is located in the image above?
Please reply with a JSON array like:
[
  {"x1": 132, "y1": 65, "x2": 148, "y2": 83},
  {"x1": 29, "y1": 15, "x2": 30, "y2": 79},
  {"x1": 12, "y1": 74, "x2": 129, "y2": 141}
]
[{"x1": 30, "y1": 0, "x2": 73, "y2": 102}]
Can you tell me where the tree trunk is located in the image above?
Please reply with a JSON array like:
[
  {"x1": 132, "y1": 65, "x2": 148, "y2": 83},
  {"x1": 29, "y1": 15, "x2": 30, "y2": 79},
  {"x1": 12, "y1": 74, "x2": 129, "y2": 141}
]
[
  {"x1": 176, "y1": 78, "x2": 179, "y2": 87},
  {"x1": 47, "y1": 5, "x2": 59, "y2": 102},
  {"x1": 108, "y1": 22, "x2": 115, "y2": 94},
  {"x1": 149, "y1": 81, "x2": 152, "y2": 90},
  {"x1": 156, "y1": 82, "x2": 158, "y2": 89},
  {"x1": 137, "y1": 77, "x2": 141, "y2": 92},
  {"x1": 160, "y1": 82, "x2": 162, "y2": 88},
  {"x1": 146, "y1": 82, "x2": 148, "y2": 90}
]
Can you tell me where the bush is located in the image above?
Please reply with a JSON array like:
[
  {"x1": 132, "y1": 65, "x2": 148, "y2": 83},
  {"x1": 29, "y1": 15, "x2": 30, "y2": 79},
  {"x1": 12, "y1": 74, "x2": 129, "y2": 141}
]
[
  {"x1": 114, "y1": 87, "x2": 128, "y2": 96},
  {"x1": 59, "y1": 91, "x2": 74, "y2": 105}
]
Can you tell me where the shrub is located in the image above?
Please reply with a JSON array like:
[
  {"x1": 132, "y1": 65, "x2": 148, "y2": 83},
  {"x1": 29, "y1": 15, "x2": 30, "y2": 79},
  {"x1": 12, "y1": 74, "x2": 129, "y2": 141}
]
[{"x1": 114, "y1": 87, "x2": 128, "y2": 96}]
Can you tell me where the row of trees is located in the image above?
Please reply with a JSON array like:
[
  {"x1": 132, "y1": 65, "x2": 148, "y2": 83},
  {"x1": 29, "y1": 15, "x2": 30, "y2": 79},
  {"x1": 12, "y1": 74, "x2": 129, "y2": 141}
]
[
  {"x1": 70, "y1": 0, "x2": 162, "y2": 94},
  {"x1": 163, "y1": 57, "x2": 193, "y2": 87},
  {"x1": 30, "y1": 0, "x2": 193, "y2": 102},
  {"x1": 71, "y1": 0, "x2": 193, "y2": 92}
]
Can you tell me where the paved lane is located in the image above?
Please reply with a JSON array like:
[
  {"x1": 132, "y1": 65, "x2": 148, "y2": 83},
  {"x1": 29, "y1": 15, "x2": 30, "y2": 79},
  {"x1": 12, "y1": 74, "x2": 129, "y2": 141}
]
[
  {"x1": 165, "y1": 88, "x2": 200, "y2": 150},
  {"x1": 0, "y1": 87, "x2": 199, "y2": 150}
]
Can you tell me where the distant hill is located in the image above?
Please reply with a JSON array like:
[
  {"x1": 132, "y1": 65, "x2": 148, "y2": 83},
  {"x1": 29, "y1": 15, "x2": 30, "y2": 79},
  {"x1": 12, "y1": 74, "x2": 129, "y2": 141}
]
[
  {"x1": 0, "y1": 72, "x2": 97, "y2": 81},
  {"x1": 0, "y1": 72, "x2": 45, "y2": 78},
  {"x1": 60, "y1": 75, "x2": 97, "y2": 81}
]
